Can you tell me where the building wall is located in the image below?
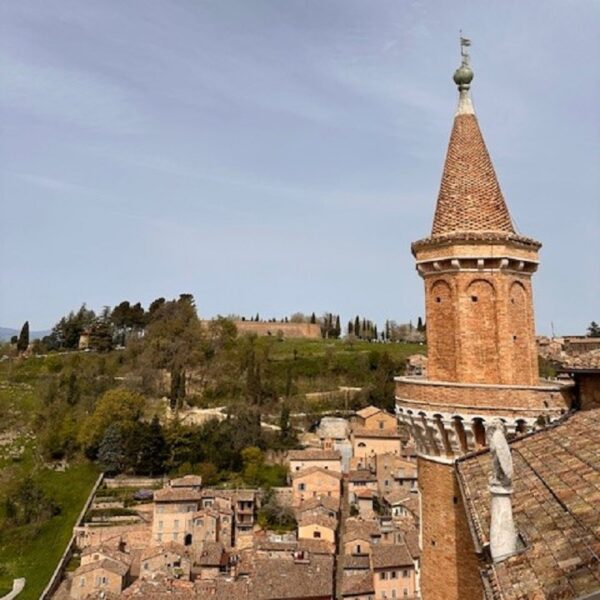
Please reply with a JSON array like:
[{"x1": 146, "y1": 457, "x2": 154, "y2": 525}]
[
  {"x1": 202, "y1": 320, "x2": 322, "y2": 339},
  {"x1": 422, "y1": 267, "x2": 539, "y2": 386},
  {"x1": 343, "y1": 538, "x2": 372, "y2": 556},
  {"x1": 298, "y1": 523, "x2": 336, "y2": 544},
  {"x1": 152, "y1": 502, "x2": 197, "y2": 543},
  {"x1": 353, "y1": 437, "x2": 401, "y2": 459},
  {"x1": 418, "y1": 458, "x2": 482, "y2": 600},
  {"x1": 71, "y1": 569, "x2": 124, "y2": 600},
  {"x1": 293, "y1": 473, "x2": 341, "y2": 505},
  {"x1": 373, "y1": 566, "x2": 416, "y2": 600},
  {"x1": 361, "y1": 412, "x2": 397, "y2": 431},
  {"x1": 289, "y1": 458, "x2": 342, "y2": 474}
]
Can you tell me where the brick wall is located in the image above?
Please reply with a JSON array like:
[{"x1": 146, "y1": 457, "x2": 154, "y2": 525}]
[
  {"x1": 202, "y1": 320, "x2": 322, "y2": 339},
  {"x1": 419, "y1": 458, "x2": 482, "y2": 600},
  {"x1": 422, "y1": 269, "x2": 539, "y2": 386}
]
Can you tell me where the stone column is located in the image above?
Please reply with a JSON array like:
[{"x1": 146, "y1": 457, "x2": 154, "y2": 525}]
[{"x1": 489, "y1": 483, "x2": 517, "y2": 561}]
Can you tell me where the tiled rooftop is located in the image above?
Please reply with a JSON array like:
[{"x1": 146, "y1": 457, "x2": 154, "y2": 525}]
[
  {"x1": 288, "y1": 449, "x2": 342, "y2": 461},
  {"x1": 457, "y1": 407, "x2": 600, "y2": 599},
  {"x1": 371, "y1": 543, "x2": 414, "y2": 569}
]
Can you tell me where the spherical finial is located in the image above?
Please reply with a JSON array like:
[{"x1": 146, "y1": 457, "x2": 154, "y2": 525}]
[
  {"x1": 453, "y1": 64, "x2": 474, "y2": 89},
  {"x1": 454, "y1": 35, "x2": 474, "y2": 90}
]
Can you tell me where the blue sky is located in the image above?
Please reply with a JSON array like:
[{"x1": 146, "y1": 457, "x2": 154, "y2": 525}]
[{"x1": 1, "y1": 0, "x2": 598, "y2": 335}]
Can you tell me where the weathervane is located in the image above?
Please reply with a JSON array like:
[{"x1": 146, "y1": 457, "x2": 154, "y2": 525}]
[{"x1": 459, "y1": 32, "x2": 472, "y2": 67}]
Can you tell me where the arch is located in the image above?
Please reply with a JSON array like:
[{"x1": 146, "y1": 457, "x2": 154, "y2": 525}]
[
  {"x1": 184, "y1": 533, "x2": 192, "y2": 546},
  {"x1": 462, "y1": 279, "x2": 499, "y2": 382},
  {"x1": 427, "y1": 279, "x2": 457, "y2": 380},
  {"x1": 452, "y1": 416, "x2": 468, "y2": 453},
  {"x1": 472, "y1": 418, "x2": 486, "y2": 448},
  {"x1": 509, "y1": 280, "x2": 534, "y2": 384}
]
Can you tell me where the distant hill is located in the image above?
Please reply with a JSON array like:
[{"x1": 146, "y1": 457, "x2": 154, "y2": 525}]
[{"x1": 0, "y1": 327, "x2": 51, "y2": 342}]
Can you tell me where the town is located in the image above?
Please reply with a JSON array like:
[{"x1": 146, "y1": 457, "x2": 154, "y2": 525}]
[{"x1": 1, "y1": 5, "x2": 599, "y2": 600}]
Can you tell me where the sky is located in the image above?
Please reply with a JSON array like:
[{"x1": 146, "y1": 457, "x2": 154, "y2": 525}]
[{"x1": 1, "y1": 0, "x2": 599, "y2": 336}]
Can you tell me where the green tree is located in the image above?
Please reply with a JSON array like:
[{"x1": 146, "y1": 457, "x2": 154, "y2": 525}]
[
  {"x1": 137, "y1": 416, "x2": 168, "y2": 476},
  {"x1": 4, "y1": 476, "x2": 61, "y2": 526},
  {"x1": 588, "y1": 321, "x2": 600, "y2": 337},
  {"x1": 79, "y1": 388, "x2": 145, "y2": 453},
  {"x1": 142, "y1": 295, "x2": 205, "y2": 409},
  {"x1": 98, "y1": 424, "x2": 126, "y2": 475},
  {"x1": 310, "y1": 312, "x2": 316, "y2": 324},
  {"x1": 16, "y1": 321, "x2": 29, "y2": 352}
]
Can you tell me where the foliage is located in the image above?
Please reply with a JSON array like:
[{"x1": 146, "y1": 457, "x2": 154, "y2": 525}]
[
  {"x1": 97, "y1": 425, "x2": 126, "y2": 475},
  {"x1": 3, "y1": 476, "x2": 61, "y2": 526},
  {"x1": 257, "y1": 490, "x2": 297, "y2": 532},
  {"x1": 588, "y1": 321, "x2": 600, "y2": 337},
  {"x1": 17, "y1": 321, "x2": 29, "y2": 353}
]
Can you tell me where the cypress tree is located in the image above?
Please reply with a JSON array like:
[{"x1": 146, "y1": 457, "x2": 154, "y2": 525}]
[
  {"x1": 354, "y1": 316, "x2": 360, "y2": 338},
  {"x1": 348, "y1": 321, "x2": 354, "y2": 335},
  {"x1": 417, "y1": 316, "x2": 424, "y2": 332},
  {"x1": 310, "y1": 312, "x2": 316, "y2": 324},
  {"x1": 334, "y1": 315, "x2": 341, "y2": 339},
  {"x1": 17, "y1": 321, "x2": 29, "y2": 352}
]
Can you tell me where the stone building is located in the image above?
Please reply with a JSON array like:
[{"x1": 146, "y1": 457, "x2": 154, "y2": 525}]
[{"x1": 394, "y1": 40, "x2": 575, "y2": 600}]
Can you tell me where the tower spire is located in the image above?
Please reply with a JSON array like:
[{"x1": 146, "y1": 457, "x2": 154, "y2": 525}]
[{"x1": 430, "y1": 36, "x2": 515, "y2": 238}]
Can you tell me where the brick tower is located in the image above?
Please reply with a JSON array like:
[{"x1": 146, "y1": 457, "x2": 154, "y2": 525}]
[{"x1": 395, "y1": 40, "x2": 574, "y2": 600}]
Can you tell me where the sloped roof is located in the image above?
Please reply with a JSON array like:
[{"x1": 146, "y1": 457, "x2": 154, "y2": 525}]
[
  {"x1": 349, "y1": 469, "x2": 377, "y2": 483},
  {"x1": 291, "y1": 466, "x2": 342, "y2": 480},
  {"x1": 153, "y1": 487, "x2": 202, "y2": 502},
  {"x1": 371, "y1": 543, "x2": 414, "y2": 569},
  {"x1": 342, "y1": 572, "x2": 375, "y2": 596},
  {"x1": 296, "y1": 495, "x2": 340, "y2": 515},
  {"x1": 288, "y1": 449, "x2": 341, "y2": 461},
  {"x1": 431, "y1": 109, "x2": 515, "y2": 237},
  {"x1": 457, "y1": 407, "x2": 600, "y2": 599},
  {"x1": 356, "y1": 405, "x2": 383, "y2": 419},
  {"x1": 170, "y1": 474, "x2": 202, "y2": 487},
  {"x1": 298, "y1": 513, "x2": 338, "y2": 530},
  {"x1": 352, "y1": 427, "x2": 401, "y2": 439},
  {"x1": 74, "y1": 557, "x2": 129, "y2": 577}
]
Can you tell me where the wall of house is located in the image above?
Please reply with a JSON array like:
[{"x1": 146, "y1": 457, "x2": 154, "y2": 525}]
[
  {"x1": 353, "y1": 437, "x2": 401, "y2": 459},
  {"x1": 289, "y1": 458, "x2": 342, "y2": 473},
  {"x1": 71, "y1": 569, "x2": 123, "y2": 600},
  {"x1": 361, "y1": 412, "x2": 397, "y2": 430},
  {"x1": 373, "y1": 566, "x2": 416, "y2": 599},
  {"x1": 298, "y1": 523, "x2": 336, "y2": 544},
  {"x1": 293, "y1": 473, "x2": 340, "y2": 505},
  {"x1": 152, "y1": 501, "x2": 197, "y2": 543}
]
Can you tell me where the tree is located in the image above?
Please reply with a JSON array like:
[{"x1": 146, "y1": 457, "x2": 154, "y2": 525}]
[
  {"x1": 98, "y1": 424, "x2": 126, "y2": 475},
  {"x1": 4, "y1": 476, "x2": 61, "y2": 526},
  {"x1": 310, "y1": 312, "x2": 316, "y2": 324},
  {"x1": 348, "y1": 320, "x2": 354, "y2": 335},
  {"x1": 588, "y1": 321, "x2": 600, "y2": 338},
  {"x1": 354, "y1": 316, "x2": 360, "y2": 338},
  {"x1": 17, "y1": 321, "x2": 29, "y2": 352},
  {"x1": 334, "y1": 315, "x2": 341, "y2": 339},
  {"x1": 79, "y1": 388, "x2": 145, "y2": 453},
  {"x1": 417, "y1": 316, "x2": 424, "y2": 332},
  {"x1": 127, "y1": 416, "x2": 167, "y2": 475},
  {"x1": 142, "y1": 295, "x2": 205, "y2": 409},
  {"x1": 89, "y1": 319, "x2": 113, "y2": 352},
  {"x1": 10, "y1": 335, "x2": 18, "y2": 345}
]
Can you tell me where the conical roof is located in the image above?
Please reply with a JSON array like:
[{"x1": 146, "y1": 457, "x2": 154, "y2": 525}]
[{"x1": 430, "y1": 55, "x2": 515, "y2": 237}]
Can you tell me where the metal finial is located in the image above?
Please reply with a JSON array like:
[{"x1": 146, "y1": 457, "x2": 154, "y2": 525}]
[{"x1": 453, "y1": 33, "x2": 474, "y2": 91}]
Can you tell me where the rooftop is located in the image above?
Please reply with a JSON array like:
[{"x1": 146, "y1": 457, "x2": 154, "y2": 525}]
[
  {"x1": 291, "y1": 466, "x2": 342, "y2": 480},
  {"x1": 457, "y1": 407, "x2": 600, "y2": 599},
  {"x1": 288, "y1": 449, "x2": 342, "y2": 461},
  {"x1": 371, "y1": 543, "x2": 414, "y2": 569},
  {"x1": 153, "y1": 487, "x2": 202, "y2": 503},
  {"x1": 341, "y1": 572, "x2": 375, "y2": 596}
]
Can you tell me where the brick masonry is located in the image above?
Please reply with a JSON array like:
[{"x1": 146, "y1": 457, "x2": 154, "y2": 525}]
[{"x1": 418, "y1": 457, "x2": 483, "y2": 600}]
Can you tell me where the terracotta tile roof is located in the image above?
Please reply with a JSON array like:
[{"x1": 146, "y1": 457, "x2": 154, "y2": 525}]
[
  {"x1": 371, "y1": 543, "x2": 414, "y2": 569},
  {"x1": 344, "y1": 519, "x2": 381, "y2": 543},
  {"x1": 341, "y1": 571, "x2": 375, "y2": 596},
  {"x1": 457, "y1": 408, "x2": 600, "y2": 599},
  {"x1": 356, "y1": 405, "x2": 383, "y2": 419},
  {"x1": 298, "y1": 513, "x2": 338, "y2": 530},
  {"x1": 253, "y1": 555, "x2": 334, "y2": 599},
  {"x1": 198, "y1": 541, "x2": 227, "y2": 567},
  {"x1": 141, "y1": 541, "x2": 187, "y2": 561},
  {"x1": 74, "y1": 557, "x2": 129, "y2": 577},
  {"x1": 403, "y1": 529, "x2": 421, "y2": 560},
  {"x1": 354, "y1": 487, "x2": 376, "y2": 499},
  {"x1": 431, "y1": 113, "x2": 515, "y2": 237},
  {"x1": 352, "y1": 427, "x2": 400, "y2": 439},
  {"x1": 153, "y1": 487, "x2": 202, "y2": 502},
  {"x1": 291, "y1": 466, "x2": 342, "y2": 480},
  {"x1": 296, "y1": 495, "x2": 340, "y2": 514},
  {"x1": 81, "y1": 545, "x2": 131, "y2": 565},
  {"x1": 288, "y1": 449, "x2": 341, "y2": 461},
  {"x1": 349, "y1": 469, "x2": 377, "y2": 483},
  {"x1": 297, "y1": 538, "x2": 336, "y2": 555},
  {"x1": 341, "y1": 554, "x2": 371, "y2": 570},
  {"x1": 120, "y1": 575, "x2": 197, "y2": 598},
  {"x1": 383, "y1": 490, "x2": 413, "y2": 505}
]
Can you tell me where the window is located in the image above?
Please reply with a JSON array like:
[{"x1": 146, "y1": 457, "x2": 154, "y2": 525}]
[
  {"x1": 392, "y1": 591, "x2": 397, "y2": 599},
  {"x1": 391, "y1": 571, "x2": 397, "y2": 579},
  {"x1": 298, "y1": 483, "x2": 306, "y2": 491},
  {"x1": 314, "y1": 531, "x2": 321, "y2": 539},
  {"x1": 157, "y1": 506, "x2": 164, "y2": 514},
  {"x1": 144, "y1": 562, "x2": 149, "y2": 570},
  {"x1": 187, "y1": 505, "x2": 194, "y2": 512},
  {"x1": 158, "y1": 520, "x2": 163, "y2": 530},
  {"x1": 384, "y1": 479, "x2": 389, "y2": 487},
  {"x1": 379, "y1": 572, "x2": 386, "y2": 580},
  {"x1": 402, "y1": 569, "x2": 409, "y2": 578},
  {"x1": 80, "y1": 577, "x2": 85, "y2": 587},
  {"x1": 379, "y1": 421, "x2": 385, "y2": 429},
  {"x1": 157, "y1": 533, "x2": 162, "y2": 542},
  {"x1": 173, "y1": 532, "x2": 179, "y2": 541},
  {"x1": 174, "y1": 520, "x2": 179, "y2": 529}
]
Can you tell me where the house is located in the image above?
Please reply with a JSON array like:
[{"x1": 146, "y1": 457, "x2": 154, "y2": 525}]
[
  {"x1": 139, "y1": 542, "x2": 191, "y2": 580},
  {"x1": 383, "y1": 490, "x2": 419, "y2": 522},
  {"x1": 152, "y1": 487, "x2": 201, "y2": 545},
  {"x1": 169, "y1": 474, "x2": 202, "y2": 491},
  {"x1": 291, "y1": 467, "x2": 342, "y2": 506},
  {"x1": 197, "y1": 541, "x2": 229, "y2": 580},
  {"x1": 192, "y1": 505, "x2": 233, "y2": 548},
  {"x1": 354, "y1": 406, "x2": 397, "y2": 431},
  {"x1": 298, "y1": 514, "x2": 337, "y2": 545},
  {"x1": 371, "y1": 544, "x2": 417, "y2": 600},
  {"x1": 348, "y1": 469, "x2": 378, "y2": 502},
  {"x1": 317, "y1": 417, "x2": 350, "y2": 450},
  {"x1": 354, "y1": 488, "x2": 376, "y2": 518},
  {"x1": 343, "y1": 520, "x2": 381, "y2": 556},
  {"x1": 375, "y1": 453, "x2": 417, "y2": 496},
  {"x1": 288, "y1": 449, "x2": 342, "y2": 475},
  {"x1": 70, "y1": 558, "x2": 129, "y2": 599},
  {"x1": 295, "y1": 495, "x2": 340, "y2": 521},
  {"x1": 352, "y1": 427, "x2": 402, "y2": 459}
]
